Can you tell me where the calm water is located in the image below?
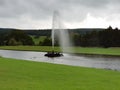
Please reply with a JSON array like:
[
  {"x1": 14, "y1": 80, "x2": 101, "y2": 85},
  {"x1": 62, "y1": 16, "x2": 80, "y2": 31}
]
[{"x1": 0, "y1": 50, "x2": 120, "y2": 71}]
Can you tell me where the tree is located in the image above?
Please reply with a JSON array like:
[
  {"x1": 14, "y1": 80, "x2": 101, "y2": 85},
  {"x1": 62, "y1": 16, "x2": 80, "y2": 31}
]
[
  {"x1": 7, "y1": 38, "x2": 21, "y2": 46},
  {"x1": 5, "y1": 30, "x2": 35, "y2": 45},
  {"x1": 99, "y1": 26, "x2": 120, "y2": 47},
  {"x1": 71, "y1": 33, "x2": 81, "y2": 46},
  {"x1": 40, "y1": 37, "x2": 52, "y2": 46},
  {"x1": 107, "y1": 25, "x2": 113, "y2": 30}
]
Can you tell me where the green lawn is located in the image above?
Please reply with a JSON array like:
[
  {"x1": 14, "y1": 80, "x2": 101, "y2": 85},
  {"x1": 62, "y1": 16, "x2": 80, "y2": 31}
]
[
  {"x1": 31, "y1": 36, "x2": 46, "y2": 45},
  {"x1": 0, "y1": 46, "x2": 120, "y2": 56},
  {"x1": 0, "y1": 46, "x2": 61, "y2": 52},
  {"x1": 0, "y1": 57, "x2": 120, "y2": 90},
  {"x1": 74, "y1": 47, "x2": 120, "y2": 56}
]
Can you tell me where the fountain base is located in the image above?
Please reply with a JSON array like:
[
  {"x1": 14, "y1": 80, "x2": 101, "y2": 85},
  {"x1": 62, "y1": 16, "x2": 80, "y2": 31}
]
[{"x1": 44, "y1": 51, "x2": 63, "y2": 57}]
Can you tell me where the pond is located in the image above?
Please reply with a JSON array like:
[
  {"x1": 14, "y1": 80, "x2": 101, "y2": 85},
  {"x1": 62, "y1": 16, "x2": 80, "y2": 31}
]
[{"x1": 0, "y1": 50, "x2": 120, "y2": 71}]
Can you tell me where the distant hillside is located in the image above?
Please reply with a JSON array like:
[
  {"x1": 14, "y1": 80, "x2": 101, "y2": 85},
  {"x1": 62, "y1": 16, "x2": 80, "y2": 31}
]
[
  {"x1": 0, "y1": 28, "x2": 15, "y2": 34},
  {"x1": 0, "y1": 28, "x2": 105, "y2": 36},
  {"x1": 69, "y1": 28, "x2": 104, "y2": 35}
]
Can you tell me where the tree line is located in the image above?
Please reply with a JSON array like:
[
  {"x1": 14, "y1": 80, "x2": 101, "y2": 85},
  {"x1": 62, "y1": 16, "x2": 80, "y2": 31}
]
[
  {"x1": 0, "y1": 30, "x2": 34, "y2": 46},
  {"x1": 72, "y1": 26, "x2": 120, "y2": 47},
  {"x1": 40, "y1": 26, "x2": 120, "y2": 48},
  {"x1": 0, "y1": 26, "x2": 120, "y2": 47}
]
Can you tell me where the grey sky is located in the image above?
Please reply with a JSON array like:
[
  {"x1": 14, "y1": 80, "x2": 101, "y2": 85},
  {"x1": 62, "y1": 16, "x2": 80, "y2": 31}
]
[{"x1": 0, "y1": 0, "x2": 120, "y2": 29}]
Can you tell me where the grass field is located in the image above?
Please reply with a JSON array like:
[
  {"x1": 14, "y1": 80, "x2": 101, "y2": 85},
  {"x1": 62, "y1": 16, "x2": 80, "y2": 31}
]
[
  {"x1": 0, "y1": 46, "x2": 120, "y2": 56},
  {"x1": 0, "y1": 46, "x2": 61, "y2": 52},
  {"x1": 0, "y1": 57, "x2": 120, "y2": 90},
  {"x1": 31, "y1": 36, "x2": 46, "y2": 45}
]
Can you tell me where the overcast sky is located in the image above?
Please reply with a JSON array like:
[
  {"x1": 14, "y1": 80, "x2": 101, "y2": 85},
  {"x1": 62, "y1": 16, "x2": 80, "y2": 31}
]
[{"x1": 0, "y1": 0, "x2": 120, "y2": 29}]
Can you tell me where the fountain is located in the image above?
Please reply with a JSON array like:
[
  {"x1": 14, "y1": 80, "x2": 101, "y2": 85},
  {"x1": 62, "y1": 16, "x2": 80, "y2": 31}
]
[{"x1": 45, "y1": 11, "x2": 72, "y2": 57}]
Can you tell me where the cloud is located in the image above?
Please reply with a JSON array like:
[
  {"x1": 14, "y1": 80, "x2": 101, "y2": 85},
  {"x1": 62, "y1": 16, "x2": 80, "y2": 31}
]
[{"x1": 0, "y1": 0, "x2": 120, "y2": 28}]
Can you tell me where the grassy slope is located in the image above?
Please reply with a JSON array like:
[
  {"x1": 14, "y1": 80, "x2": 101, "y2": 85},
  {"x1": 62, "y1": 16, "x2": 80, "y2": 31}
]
[
  {"x1": 31, "y1": 36, "x2": 46, "y2": 45},
  {"x1": 0, "y1": 46, "x2": 120, "y2": 56},
  {"x1": 0, "y1": 57, "x2": 120, "y2": 90}
]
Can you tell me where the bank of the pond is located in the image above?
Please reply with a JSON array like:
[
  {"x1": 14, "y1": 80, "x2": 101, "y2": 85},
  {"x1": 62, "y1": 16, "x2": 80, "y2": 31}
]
[
  {"x1": 0, "y1": 57, "x2": 120, "y2": 90},
  {"x1": 0, "y1": 46, "x2": 120, "y2": 56}
]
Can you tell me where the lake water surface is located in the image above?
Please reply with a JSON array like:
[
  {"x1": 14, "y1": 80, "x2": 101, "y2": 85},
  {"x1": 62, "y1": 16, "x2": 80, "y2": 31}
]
[{"x1": 0, "y1": 50, "x2": 120, "y2": 71}]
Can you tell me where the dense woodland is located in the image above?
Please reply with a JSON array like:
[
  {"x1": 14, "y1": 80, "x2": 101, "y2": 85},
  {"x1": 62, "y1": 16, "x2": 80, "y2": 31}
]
[
  {"x1": 72, "y1": 26, "x2": 120, "y2": 47},
  {"x1": 0, "y1": 26, "x2": 120, "y2": 47}
]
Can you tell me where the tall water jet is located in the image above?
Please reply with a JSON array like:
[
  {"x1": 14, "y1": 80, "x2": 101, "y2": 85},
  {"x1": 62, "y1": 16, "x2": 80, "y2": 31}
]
[
  {"x1": 52, "y1": 11, "x2": 73, "y2": 53},
  {"x1": 45, "y1": 10, "x2": 73, "y2": 57}
]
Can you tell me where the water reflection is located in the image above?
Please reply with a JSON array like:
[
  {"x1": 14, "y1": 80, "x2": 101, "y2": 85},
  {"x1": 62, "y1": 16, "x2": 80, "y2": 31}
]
[{"x1": 0, "y1": 50, "x2": 120, "y2": 71}]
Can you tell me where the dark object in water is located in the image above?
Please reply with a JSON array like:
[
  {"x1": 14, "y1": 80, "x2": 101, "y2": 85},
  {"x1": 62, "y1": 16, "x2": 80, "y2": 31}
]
[{"x1": 44, "y1": 51, "x2": 63, "y2": 57}]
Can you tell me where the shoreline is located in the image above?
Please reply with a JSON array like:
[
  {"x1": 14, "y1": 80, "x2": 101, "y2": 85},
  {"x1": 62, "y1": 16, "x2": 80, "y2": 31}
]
[
  {"x1": 0, "y1": 48, "x2": 120, "y2": 57},
  {"x1": 71, "y1": 52, "x2": 120, "y2": 58}
]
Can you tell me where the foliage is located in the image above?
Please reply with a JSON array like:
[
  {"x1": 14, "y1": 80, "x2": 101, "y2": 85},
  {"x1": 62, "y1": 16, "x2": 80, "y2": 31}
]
[
  {"x1": 31, "y1": 36, "x2": 48, "y2": 46},
  {"x1": 4, "y1": 30, "x2": 35, "y2": 45},
  {"x1": 7, "y1": 38, "x2": 21, "y2": 46},
  {"x1": 0, "y1": 34, "x2": 6, "y2": 45},
  {"x1": 71, "y1": 26, "x2": 120, "y2": 47},
  {"x1": 39, "y1": 36, "x2": 52, "y2": 46},
  {"x1": 71, "y1": 33, "x2": 81, "y2": 46},
  {"x1": 99, "y1": 26, "x2": 120, "y2": 48},
  {"x1": 0, "y1": 26, "x2": 120, "y2": 47}
]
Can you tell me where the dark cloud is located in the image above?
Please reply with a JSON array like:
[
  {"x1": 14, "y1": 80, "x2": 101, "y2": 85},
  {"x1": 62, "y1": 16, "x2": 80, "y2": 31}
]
[
  {"x1": 0, "y1": 0, "x2": 118, "y2": 18},
  {"x1": 0, "y1": 0, "x2": 120, "y2": 28}
]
